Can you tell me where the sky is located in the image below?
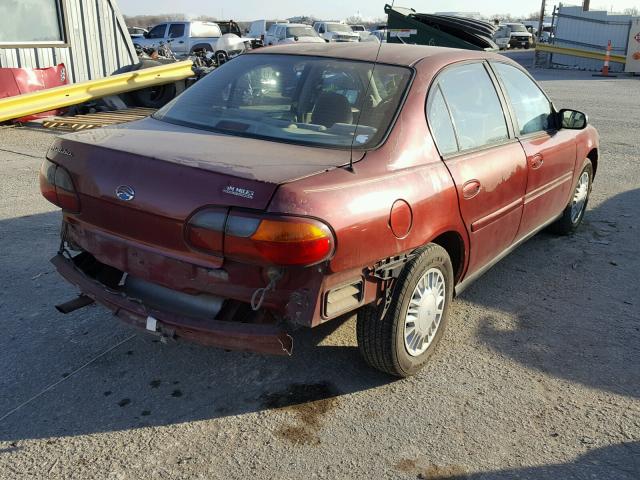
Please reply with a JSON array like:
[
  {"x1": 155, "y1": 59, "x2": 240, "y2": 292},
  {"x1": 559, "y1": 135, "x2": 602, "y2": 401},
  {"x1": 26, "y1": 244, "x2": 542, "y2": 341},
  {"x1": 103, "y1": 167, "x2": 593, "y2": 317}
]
[{"x1": 118, "y1": 0, "x2": 640, "y2": 20}]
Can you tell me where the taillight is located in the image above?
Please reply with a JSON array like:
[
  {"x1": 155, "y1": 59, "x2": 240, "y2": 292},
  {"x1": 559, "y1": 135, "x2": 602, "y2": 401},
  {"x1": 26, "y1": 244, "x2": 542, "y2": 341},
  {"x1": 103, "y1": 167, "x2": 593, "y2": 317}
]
[
  {"x1": 185, "y1": 208, "x2": 226, "y2": 255},
  {"x1": 39, "y1": 159, "x2": 80, "y2": 212},
  {"x1": 185, "y1": 209, "x2": 335, "y2": 267}
]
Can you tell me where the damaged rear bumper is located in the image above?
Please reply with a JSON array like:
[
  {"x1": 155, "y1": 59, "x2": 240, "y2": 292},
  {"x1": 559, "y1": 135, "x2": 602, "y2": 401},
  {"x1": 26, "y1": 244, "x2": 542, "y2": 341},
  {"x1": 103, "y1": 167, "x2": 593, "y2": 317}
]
[{"x1": 51, "y1": 254, "x2": 293, "y2": 356}]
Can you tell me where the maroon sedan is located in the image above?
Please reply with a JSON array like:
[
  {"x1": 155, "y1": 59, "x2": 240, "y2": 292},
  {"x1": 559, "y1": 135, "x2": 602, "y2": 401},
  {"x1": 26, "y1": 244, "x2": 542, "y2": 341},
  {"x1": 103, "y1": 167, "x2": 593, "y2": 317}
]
[{"x1": 40, "y1": 43, "x2": 599, "y2": 376}]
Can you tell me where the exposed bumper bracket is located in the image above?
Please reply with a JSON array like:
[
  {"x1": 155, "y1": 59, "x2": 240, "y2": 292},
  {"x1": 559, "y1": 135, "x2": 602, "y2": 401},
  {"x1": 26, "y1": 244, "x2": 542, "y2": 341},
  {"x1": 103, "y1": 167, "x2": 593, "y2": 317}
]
[{"x1": 51, "y1": 254, "x2": 293, "y2": 356}]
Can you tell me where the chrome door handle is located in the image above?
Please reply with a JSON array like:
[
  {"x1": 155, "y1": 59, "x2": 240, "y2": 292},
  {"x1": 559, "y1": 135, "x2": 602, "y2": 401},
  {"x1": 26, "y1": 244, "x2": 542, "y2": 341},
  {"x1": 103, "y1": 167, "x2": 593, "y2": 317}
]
[{"x1": 462, "y1": 180, "x2": 481, "y2": 199}]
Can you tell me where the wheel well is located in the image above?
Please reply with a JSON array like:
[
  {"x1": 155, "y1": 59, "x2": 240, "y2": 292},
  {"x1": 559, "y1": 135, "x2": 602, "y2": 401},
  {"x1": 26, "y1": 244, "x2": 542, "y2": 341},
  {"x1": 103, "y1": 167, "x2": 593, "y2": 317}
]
[
  {"x1": 191, "y1": 44, "x2": 213, "y2": 53},
  {"x1": 431, "y1": 231, "x2": 465, "y2": 282},
  {"x1": 587, "y1": 148, "x2": 598, "y2": 178}
]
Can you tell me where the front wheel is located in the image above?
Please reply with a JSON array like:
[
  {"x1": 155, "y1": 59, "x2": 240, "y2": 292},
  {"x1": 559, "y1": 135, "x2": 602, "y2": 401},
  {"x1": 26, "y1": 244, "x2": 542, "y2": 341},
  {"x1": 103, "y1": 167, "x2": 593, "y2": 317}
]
[
  {"x1": 549, "y1": 160, "x2": 593, "y2": 235},
  {"x1": 356, "y1": 244, "x2": 454, "y2": 377}
]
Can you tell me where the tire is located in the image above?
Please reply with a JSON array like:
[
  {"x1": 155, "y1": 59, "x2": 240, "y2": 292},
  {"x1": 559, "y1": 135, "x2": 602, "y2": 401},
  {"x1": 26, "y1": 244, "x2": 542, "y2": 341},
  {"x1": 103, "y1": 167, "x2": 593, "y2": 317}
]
[
  {"x1": 356, "y1": 244, "x2": 454, "y2": 377},
  {"x1": 549, "y1": 160, "x2": 593, "y2": 235},
  {"x1": 114, "y1": 60, "x2": 177, "y2": 109}
]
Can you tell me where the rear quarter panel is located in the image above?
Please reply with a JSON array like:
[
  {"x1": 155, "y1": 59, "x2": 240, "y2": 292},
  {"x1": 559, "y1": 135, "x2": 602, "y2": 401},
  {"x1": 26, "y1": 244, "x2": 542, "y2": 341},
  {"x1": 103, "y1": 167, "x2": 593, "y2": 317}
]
[{"x1": 268, "y1": 65, "x2": 468, "y2": 276}]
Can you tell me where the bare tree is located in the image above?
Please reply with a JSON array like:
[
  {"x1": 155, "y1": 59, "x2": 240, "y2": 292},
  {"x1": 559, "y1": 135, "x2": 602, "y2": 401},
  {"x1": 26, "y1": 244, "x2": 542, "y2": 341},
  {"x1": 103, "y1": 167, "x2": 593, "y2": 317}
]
[
  {"x1": 124, "y1": 14, "x2": 187, "y2": 28},
  {"x1": 623, "y1": 7, "x2": 639, "y2": 16},
  {"x1": 345, "y1": 15, "x2": 364, "y2": 25}
]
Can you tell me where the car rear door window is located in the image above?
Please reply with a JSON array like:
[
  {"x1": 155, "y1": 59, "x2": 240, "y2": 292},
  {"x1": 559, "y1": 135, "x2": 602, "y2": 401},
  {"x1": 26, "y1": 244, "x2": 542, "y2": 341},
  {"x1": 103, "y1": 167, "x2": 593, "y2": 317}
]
[
  {"x1": 427, "y1": 87, "x2": 458, "y2": 155},
  {"x1": 168, "y1": 24, "x2": 185, "y2": 38},
  {"x1": 492, "y1": 62, "x2": 553, "y2": 135},
  {"x1": 436, "y1": 63, "x2": 509, "y2": 151}
]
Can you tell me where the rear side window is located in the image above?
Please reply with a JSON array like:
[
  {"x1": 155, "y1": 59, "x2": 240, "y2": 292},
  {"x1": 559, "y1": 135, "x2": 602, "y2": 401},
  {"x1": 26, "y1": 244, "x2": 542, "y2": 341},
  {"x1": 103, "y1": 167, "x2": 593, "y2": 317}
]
[
  {"x1": 168, "y1": 24, "x2": 185, "y2": 38},
  {"x1": 427, "y1": 87, "x2": 458, "y2": 155},
  {"x1": 492, "y1": 62, "x2": 553, "y2": 135},
  {"x1": 435, "y1": 63, "x2": 508, "y2": 152}
]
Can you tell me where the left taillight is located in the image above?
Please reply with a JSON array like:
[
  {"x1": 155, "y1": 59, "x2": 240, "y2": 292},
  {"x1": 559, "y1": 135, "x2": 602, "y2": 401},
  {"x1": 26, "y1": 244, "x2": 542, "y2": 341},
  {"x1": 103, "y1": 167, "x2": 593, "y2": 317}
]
[
  {"x1": 39, "y1": 159, "x2": 80, "y2": 212},
  {"x1": 185, "y1": 209, "x2": 335, "y2": 267}
]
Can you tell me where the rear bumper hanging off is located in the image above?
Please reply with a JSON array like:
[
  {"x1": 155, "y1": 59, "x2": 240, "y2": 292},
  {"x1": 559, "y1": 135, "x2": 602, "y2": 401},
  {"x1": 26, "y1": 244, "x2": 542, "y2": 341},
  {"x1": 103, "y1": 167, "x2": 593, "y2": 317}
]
[{"x1": 51, "y1": 254, "x2": 293, "y2": 356}]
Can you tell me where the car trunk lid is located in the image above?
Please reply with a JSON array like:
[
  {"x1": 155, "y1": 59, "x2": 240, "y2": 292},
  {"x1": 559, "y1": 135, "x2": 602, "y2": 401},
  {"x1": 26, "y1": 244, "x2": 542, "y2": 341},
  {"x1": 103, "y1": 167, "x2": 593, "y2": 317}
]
[{"x1": 48, "y1": 117, "x2": 352, "y2": 269}]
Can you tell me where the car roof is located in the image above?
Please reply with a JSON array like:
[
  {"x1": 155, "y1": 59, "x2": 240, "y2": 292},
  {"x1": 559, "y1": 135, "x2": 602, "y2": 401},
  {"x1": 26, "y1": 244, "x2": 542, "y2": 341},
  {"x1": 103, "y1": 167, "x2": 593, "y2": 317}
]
[{"x1": 251, "y1": 42, "x2": 498, "y2": 67}]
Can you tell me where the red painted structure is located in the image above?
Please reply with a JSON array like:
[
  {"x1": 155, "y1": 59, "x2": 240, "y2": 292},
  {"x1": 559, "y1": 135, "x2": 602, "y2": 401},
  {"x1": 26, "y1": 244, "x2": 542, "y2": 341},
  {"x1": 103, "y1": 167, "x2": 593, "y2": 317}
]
[{"x1": 0, "y1": 64, "x2": 68, "y2": 121}]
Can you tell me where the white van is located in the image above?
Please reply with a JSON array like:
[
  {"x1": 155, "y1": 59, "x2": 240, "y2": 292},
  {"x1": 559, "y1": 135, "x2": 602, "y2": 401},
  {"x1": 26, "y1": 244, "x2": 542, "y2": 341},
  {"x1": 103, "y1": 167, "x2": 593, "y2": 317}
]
[{"x1": 248, "y1": 20, "x2": 289, "y2": 42}]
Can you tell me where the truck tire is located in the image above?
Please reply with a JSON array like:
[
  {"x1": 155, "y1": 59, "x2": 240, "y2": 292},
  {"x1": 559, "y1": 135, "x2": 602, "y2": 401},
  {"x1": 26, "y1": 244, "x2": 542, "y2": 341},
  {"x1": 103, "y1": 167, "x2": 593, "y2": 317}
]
[
  {"x1": 114, "y1": 60, "x2": 177, "y2": 109},
  {"x1": 549, "y1": 160, "x2": 593, "y2": 235},
  {"x1": 357, "y1": 244, "x2": 454, "y2": 377}
]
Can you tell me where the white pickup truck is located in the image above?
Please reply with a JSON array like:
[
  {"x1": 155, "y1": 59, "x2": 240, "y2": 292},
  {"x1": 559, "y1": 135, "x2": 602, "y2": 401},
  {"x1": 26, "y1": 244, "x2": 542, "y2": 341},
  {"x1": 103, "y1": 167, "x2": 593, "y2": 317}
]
[{"x1": 134, "y1": 21, "x2": 254, "y2": 58}]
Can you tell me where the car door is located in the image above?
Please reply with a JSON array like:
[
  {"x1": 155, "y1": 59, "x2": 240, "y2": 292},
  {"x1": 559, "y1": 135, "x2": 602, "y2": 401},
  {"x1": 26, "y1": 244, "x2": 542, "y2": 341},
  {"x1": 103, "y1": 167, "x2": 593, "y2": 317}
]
[
  {"x1": 427, "y1": 61, "x2": 528, "y2": 276},
  {"x1": 167, "y1": 23, "x2": 187, "y2": 54},
  {"x1": 145, "y1": 23, "x2": 168, "y2": 47},
  {"x1": 490, "y1": 61, "x2": 577, "y2": 240},
  {"x1": 265, "y1": 25, "x2": 277, "y2": 45}
]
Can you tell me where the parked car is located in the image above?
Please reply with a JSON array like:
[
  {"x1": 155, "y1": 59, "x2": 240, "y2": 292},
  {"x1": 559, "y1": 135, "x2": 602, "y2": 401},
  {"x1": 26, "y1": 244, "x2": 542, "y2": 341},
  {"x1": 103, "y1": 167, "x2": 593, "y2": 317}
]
[
  {"x1": 128, "y1": 26, "x2": 148, "y2": 40},
  {"x1": 313, "y1": 21, "x2": 360, "y2": 42},
  {"x1": 42, "y1": 44, "x2": 599, "y2": 377},
  {"x1": 264, "y1": 24, "x2": 324, "y2": 46},
  {"x1": 247, "y1": 19, "x2": 289, "y2": 43},
  {"x1": 493, "y1": 25, "x2": 510, "y2": 50},
  {"x1": 504, "y1": 22, "x2": 534, "y2": 49},
  {"x1": 134, "y1": 21, "x2": 254, "y2": 59},
  {"x1": 370, "y1": 25, "x2": 388, "y2": 42},
  {"x1": 350, "y1": 24, "x2": 372, "y2": 41}
]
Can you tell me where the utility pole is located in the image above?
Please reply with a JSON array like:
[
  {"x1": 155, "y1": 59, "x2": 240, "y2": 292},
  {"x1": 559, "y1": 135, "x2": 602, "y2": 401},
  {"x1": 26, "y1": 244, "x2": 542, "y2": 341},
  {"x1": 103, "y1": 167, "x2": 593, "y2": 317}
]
[
  {"x1": 537, "y1": 0, "x2": 546, "y2": 42},
  {"x1": 583, "y1": 0, "x2": 590, "y2": 11}
]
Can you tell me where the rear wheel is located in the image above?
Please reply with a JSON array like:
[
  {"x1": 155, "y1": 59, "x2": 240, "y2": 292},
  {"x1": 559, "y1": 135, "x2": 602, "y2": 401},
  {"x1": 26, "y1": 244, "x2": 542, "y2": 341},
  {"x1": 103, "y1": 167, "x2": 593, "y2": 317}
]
[
  {"x1": 356, "y1": 244, "x2": 454, "y2": 377},
  {"x1": 549, "y1": 160, "x2": 593, "y2": 235}
]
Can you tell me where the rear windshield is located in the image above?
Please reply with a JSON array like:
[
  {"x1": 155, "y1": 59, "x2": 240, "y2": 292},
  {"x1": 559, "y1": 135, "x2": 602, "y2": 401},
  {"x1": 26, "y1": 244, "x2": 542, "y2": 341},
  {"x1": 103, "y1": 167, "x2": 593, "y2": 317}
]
[
  {"x1": 287, "y1": 26, "x2": 317, "y2": 37},
  {"x1": 154, "y1": 54, "x2": 412, "y2": 149}
]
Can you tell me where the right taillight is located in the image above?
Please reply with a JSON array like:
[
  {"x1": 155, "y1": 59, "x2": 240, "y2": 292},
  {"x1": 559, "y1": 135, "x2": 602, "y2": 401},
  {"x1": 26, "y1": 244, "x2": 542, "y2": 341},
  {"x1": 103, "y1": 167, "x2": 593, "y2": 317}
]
[
  {"x1": 185, "y1": 209, "x2": 335, "y2": 267},
  {"x1": 39, "y1": 159, "x2": 80, "y2": 212}
]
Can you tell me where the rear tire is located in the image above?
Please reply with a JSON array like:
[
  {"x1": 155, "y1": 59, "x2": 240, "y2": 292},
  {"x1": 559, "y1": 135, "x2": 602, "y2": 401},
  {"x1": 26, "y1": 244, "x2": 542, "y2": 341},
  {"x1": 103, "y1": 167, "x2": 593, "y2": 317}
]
[
  {"x1": 356, "y1": 244, "x2": 454, "y2": 377},
  {"x1": 549, "y1": 160, "x2": 593, "y2": 235}
]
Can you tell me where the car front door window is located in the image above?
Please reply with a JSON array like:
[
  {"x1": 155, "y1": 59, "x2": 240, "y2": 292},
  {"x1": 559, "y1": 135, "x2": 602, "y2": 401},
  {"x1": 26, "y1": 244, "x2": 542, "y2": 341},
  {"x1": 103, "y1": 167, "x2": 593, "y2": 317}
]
[
  {"x1": 147, "y1": 24, "x2": 167, "y2": 39},
  {"x1": 492, "y1": 62, "x2": 553, "y2": 135}
]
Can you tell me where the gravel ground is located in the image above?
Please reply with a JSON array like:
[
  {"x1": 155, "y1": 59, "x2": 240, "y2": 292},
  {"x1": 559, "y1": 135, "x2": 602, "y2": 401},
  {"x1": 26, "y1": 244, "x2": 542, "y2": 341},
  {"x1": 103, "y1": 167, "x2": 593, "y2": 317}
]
[{"x1": 0, "y1": 53, "x2": 639, "y2": 479}]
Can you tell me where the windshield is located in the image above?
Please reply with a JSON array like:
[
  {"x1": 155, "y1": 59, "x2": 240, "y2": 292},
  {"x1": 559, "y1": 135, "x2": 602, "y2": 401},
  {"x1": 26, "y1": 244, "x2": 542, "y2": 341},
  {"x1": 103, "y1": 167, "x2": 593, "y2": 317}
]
[
  {"x1": 327, "y1": 23, "x2": 352, "y2": 33},
  {"x1": 287, "y1": 27, "x2": 317, "y2": 37},
  {"x1": 154, "y1": 54, "x2": 412, "y2": 149},
  {"x1": 509, "y1": 24, "x2": 527, "y2": 33}
]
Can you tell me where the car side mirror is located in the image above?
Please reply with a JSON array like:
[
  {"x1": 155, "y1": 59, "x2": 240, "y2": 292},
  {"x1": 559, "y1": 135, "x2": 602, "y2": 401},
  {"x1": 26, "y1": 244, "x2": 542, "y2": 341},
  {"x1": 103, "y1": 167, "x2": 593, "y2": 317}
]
[
  {"x1": 559, "y1": 109, "x2": 588, "y2": 130},
  {"x1": 143, "y1": 31, "x2": 149, "y2": 38}
]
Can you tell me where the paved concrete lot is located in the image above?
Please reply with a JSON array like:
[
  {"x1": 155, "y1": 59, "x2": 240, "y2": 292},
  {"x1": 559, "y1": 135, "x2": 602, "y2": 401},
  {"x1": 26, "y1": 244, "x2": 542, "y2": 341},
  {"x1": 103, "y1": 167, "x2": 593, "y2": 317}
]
[{"x1": 1, "y1": 54, "x2": 639, "y2": 479}]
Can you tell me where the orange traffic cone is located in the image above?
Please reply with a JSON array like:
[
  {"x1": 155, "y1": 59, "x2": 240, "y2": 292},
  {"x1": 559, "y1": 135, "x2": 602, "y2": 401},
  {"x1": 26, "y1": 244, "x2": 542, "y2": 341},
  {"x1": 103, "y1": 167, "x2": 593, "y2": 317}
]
[{"x1": 593, "y1": 40, "x2": 617, "y2": 77}]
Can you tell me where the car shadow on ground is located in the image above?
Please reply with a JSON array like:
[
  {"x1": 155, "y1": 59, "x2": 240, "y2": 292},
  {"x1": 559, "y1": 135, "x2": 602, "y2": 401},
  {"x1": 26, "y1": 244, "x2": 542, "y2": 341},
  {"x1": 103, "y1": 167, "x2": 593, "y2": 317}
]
[
  {"x1": 421, "y1": 441, "x2": 640, "y2": 479},
  {"x1": 463, "y1": 188, "x2": 640, "y2": 400},
  {"x1": 1, "y1": 190, "x2": 638, "y2": 445}
]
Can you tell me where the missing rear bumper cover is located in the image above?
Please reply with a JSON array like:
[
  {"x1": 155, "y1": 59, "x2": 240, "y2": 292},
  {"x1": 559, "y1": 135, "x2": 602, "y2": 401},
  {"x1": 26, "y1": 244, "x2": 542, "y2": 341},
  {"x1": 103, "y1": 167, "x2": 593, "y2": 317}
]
[{"x1": 51, "y1": 253, "x2": 293, "y2": 356}]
